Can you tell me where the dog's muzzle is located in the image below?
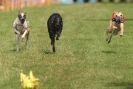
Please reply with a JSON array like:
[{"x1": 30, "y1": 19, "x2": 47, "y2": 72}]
[
  {"x1": 114, "y1": 16, "x2": 121, "y2": 24},
  {"x1": 20, "y1": 19, "x2": 25, "y2": 24}
]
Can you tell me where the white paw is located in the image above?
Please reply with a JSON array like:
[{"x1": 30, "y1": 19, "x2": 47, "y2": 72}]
[{"x1": 21, "y1": 35, "x2": 25, "y2": 38}]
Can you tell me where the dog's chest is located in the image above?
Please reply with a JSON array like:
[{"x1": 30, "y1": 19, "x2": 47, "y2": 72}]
[{"x1": 16, "y1": 24, "x2": 25, "y2": 34}]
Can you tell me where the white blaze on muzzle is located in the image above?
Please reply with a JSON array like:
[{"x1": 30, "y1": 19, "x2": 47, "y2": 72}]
[
  {"x1": 19, "y1": 12, "x2": 26, "y2": 24},
  {"x1": 21, "y1": 13, "x2": 25, "y2": 19}
]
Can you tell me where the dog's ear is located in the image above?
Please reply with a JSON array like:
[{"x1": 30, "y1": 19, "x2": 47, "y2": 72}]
[
  {"x1": 18, "y1": 10, "x2": 21, "y2": 17},
  {"x1": 24, "y1": 12, "x2": 27, "y2": 19},
  {"x1": 24, "y1": 12, "x2": 27, "y2": 15},
  {"x1": 24, "y1": 12, "x2": 27, "y2": 18},
  {"x1": 18, "y1": 14, "x2": 21, "y2": 18},
  {"x1": 51, "y1": 17, "x2": 55, "y2": 24}
]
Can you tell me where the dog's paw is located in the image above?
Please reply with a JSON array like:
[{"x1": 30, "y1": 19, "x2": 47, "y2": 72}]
[
  {"x1": 16, "y1": 48, "x2": 20, "y2": 52},
  {"x1": 56, "y1": 37, "x2": 59, "y2": 40},
  {"x1": 21, "y1": 35, "x2": 25, "y2": 39}
]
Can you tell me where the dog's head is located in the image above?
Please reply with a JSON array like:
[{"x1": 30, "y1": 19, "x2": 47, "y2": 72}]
[
  {"x1": 55, "y1": 17, "x2": 60, "y2": 27},
  {"x1": 114, "y1": 16, "x2": 121, "y2": 23},
  {"x1": 52, "y1": 17, "x2": 61, "y2": 28},
  {"x1": 18, "y1": 12, "x2": 26, "y2": 24},
  {"x1": 113, "y1": 12, "x2": 123, "y2": 24}
]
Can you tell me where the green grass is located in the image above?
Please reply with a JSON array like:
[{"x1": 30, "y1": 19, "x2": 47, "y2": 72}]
[{"x1": 0, "y1": 3, "x2": 133, "y2": 89}]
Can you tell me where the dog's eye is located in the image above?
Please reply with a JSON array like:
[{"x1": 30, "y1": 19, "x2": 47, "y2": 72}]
[
  {"x1": 18, "y1": 15, "x2": 21, "y2": 17},
  {"x1": 24, "y1": 15, "x2": 26, "y2": 18},
  {"x1": 18, "y1": 15, "x2": 22, "y2": 19}
]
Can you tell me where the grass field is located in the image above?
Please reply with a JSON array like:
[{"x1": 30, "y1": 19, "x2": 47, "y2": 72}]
[{"x1": 0, "y1": 3, "x2": 133, "y2": 89}]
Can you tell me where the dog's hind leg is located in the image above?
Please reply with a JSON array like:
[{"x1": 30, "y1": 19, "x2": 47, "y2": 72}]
[{"x1": 16, "y1": 34, "x2": 20, "y2": 52}]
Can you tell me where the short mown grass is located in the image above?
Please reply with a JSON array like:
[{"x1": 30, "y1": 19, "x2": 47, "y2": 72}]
[{"x1": 0, "y1": 3, "x2": 133, "y2": 89}]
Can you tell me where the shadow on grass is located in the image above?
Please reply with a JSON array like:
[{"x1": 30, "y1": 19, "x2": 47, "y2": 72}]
[
  {"x1": 106, "y1": 82, "x2": 133, "y2": 89},
  {"x1": 9, "y1": 47, "x2": 27, "y2": 52},
  {"x1": 102, "y1": 50, "x2": 116, "y2": 54},
  {"x1": 9, "y1": 48, "x2": 16, "y2": 52},
  {"x1": 41, "y1": 49, "x2": 54, "y2": 54}
]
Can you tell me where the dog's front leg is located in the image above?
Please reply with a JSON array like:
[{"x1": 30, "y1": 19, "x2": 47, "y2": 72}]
[
  {"x1": 56, "y1": 31, "x2": 60, "y2": 40},
  {"x1": 16, "y1": 34, "x2": 20, "y2": 52},
  {"x1": 25, "y1": 31, "x2": 29, "y2": 47},
  {"x1": 56, "y1": 27, "x2": 62, "y2": 40},
  {"x1": 22, "y1": 30, "x2": 28, "y2": 39},
  {"x1": 51, "y1": 37, "x2": 55, "y2": 52}
]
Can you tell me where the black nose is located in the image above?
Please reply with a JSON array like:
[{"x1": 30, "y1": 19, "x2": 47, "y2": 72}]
[
  {"x1": 20, "y1": 19, "x2": 25, "y2": 24},
  {"x1": 115, "y1": 16, "x2": 120, "y2": 21},
  {"x1": 115, "y1": 16, "x2": 121, "y2": 24}
]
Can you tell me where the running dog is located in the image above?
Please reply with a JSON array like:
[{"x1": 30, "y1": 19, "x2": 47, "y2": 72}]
[
  {"x1": 47, "y1": 13, "x2": 63, "y2": 52},
  {"x1": 106, "y1": 11, "x2": 125, "y2": 43},
  {"x1": 13, "y1": 11, "x2": 30, "y2": 51}
]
